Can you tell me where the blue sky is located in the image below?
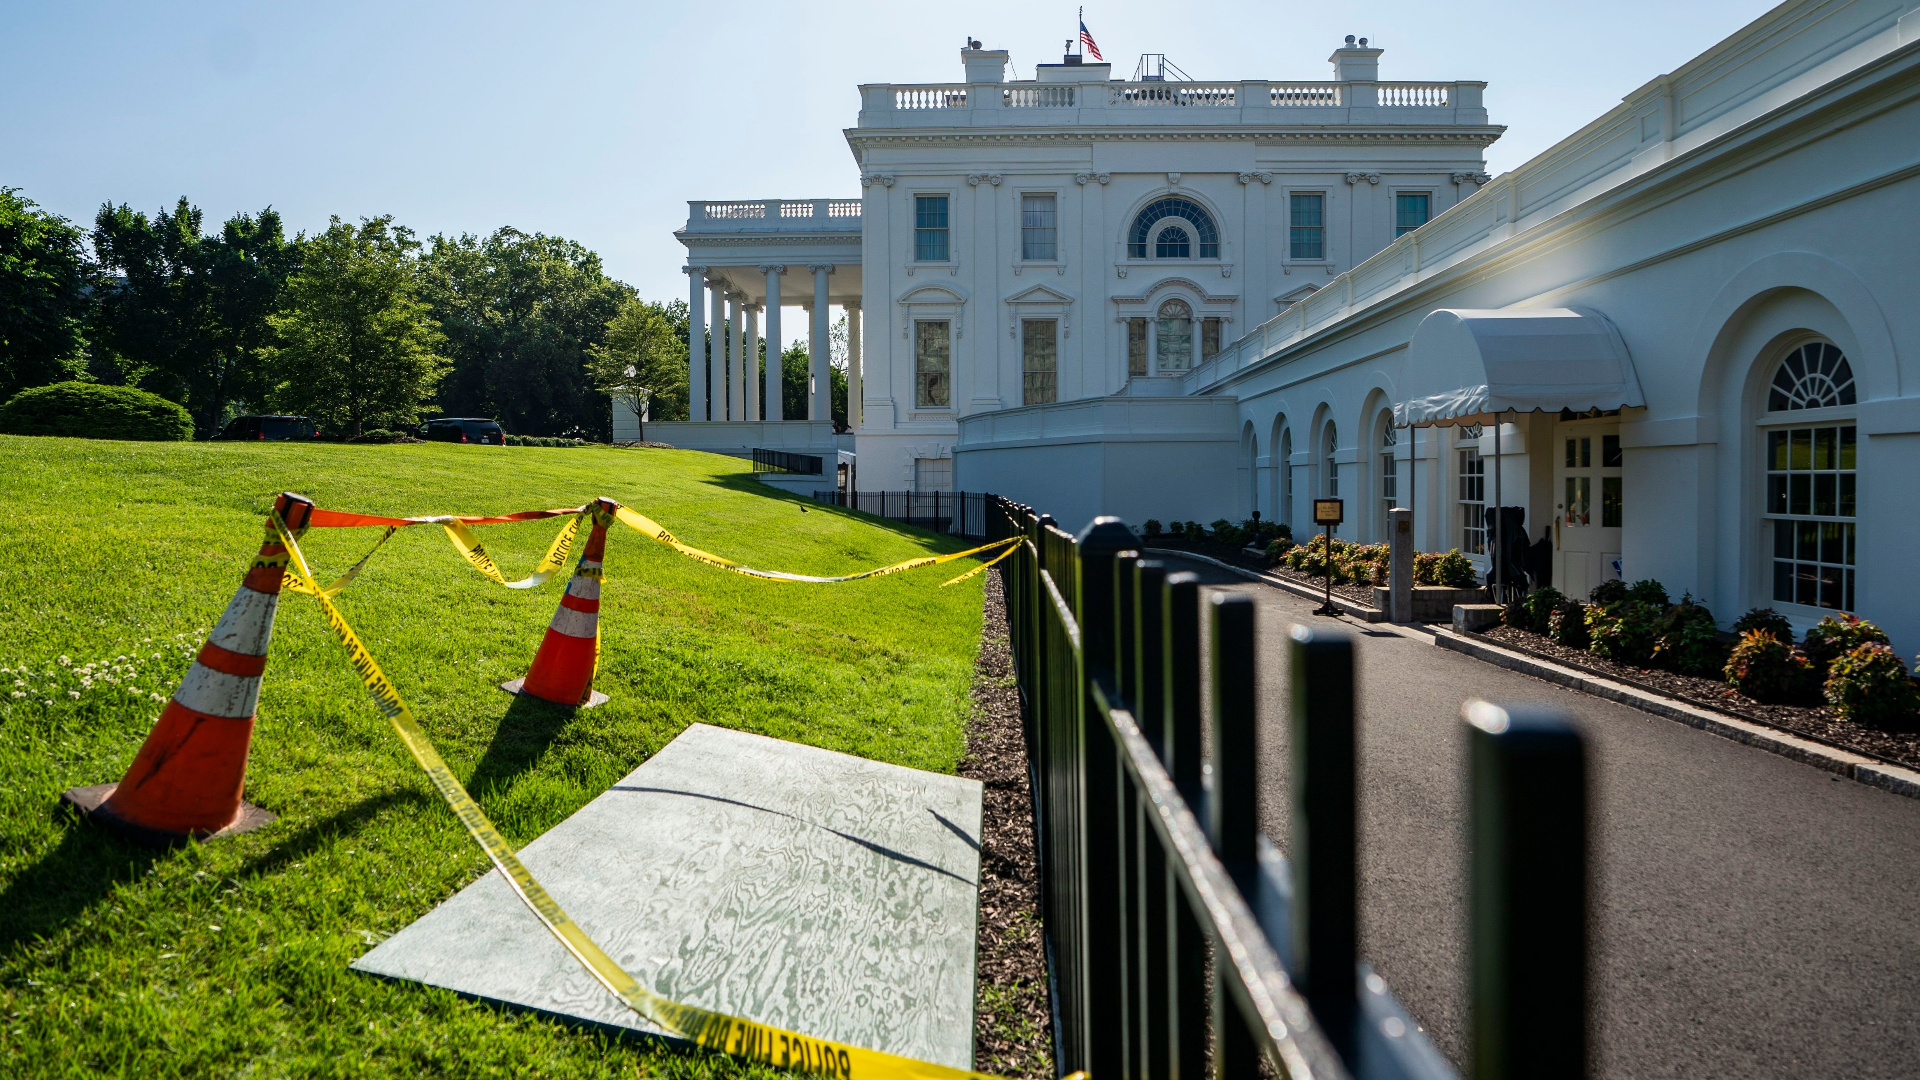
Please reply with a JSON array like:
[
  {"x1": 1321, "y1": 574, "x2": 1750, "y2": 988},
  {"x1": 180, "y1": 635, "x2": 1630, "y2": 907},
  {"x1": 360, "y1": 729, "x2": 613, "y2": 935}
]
[{"x1": 4, "y1": 0, "x2": 1774, "y2": 347}]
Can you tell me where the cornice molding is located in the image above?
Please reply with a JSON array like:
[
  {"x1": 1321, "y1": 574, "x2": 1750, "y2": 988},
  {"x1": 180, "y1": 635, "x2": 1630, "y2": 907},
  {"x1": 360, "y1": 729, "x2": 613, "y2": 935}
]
[{"x1": 846, "y1": 128, "x2": 1505, "y2": 150}]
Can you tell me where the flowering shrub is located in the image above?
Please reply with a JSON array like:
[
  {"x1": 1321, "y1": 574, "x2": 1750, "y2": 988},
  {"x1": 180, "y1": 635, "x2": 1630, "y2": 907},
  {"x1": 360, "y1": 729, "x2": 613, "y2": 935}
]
[
  {"x1": 1731, "y1": 607, "x2": 1794, "y2": 643},
  {"x1": 1432, "y1": 550, "x2": 1479, "y2": 589},
  {"x1": 1801, "y1": 614, "x2": 1890, "y2": 677},
  {"x1": 1654, "y1": 595, "x2": 1723, "y2": 677},
  {"x1": 1724, "y1": 629, "x2": 1814, "y2": 704},
  {"x1": 1520, "y1": 587, "x2": 1565, "y2": 634},
  {"x1": 1549, "y1": 599, "x2": 1590, "y2": 648},
  {"x1": 1824, "y1": 643, "x2": 1920, "y2": 729},
  {"x1": 1586, "y1": 600, "x2": 1663, "y2": 666}
]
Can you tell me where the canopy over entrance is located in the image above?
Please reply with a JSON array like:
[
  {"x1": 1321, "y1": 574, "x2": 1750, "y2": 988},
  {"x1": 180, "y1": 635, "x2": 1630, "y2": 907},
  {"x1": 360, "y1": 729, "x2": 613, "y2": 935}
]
[{"x1": 1393, "y1": 308, "x2": 1643, "y2": 427}]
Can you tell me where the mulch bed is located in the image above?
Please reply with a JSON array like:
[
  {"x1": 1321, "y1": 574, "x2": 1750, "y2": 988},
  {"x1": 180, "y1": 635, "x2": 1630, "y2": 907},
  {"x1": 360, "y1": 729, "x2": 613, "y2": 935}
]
[
  {"x1": 1142, "y1": 537, "x2": 1383, "y2": 607},
  {"x1": 960, "y1": 568, "x2": 1054, "y2": 1077},
  {"x1": 1474, "y1": 623, "x2": 1920, "y2": 771}
]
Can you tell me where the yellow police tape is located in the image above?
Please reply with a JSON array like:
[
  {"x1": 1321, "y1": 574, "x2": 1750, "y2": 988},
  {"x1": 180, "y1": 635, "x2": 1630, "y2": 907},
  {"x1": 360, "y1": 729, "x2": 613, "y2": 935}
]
[
  {"x1": 611, "y1": 505, "x2": 1019, "y2": 586},
  {"x1": 271, "y1": 514, "x2": 1056, "y2": 1080},
  {"x1": 438, "y1": 512, "x2": 583, "y2": 590}
]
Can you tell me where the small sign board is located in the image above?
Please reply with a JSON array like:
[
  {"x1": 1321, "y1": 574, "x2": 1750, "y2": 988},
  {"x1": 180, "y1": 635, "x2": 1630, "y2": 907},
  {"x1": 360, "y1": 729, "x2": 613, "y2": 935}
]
[{"x1": 1312, "y1": 498, "x2": 1345, "y2": 526}]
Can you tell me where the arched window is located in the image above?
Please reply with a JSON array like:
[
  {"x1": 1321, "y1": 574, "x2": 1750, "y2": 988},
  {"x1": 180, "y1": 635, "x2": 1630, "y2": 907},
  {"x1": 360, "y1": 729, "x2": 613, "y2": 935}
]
[
  {"x1": 1280, "y1": 427, "x2": 1294, "y2": 524},
  {"x1": 1763, "y1": 341, "x2": 1858, "y2": 611},
  {"x1": 1322, "y1": 421, "x2": 1339, "y2": 497},
  {"x1": 1378, "y1": 417, "x2": 1398, "y2": 535},
  {"x1": 1155, "y1": 225, "x2": 1191, "y2": 259},
  {"x1": 1156, "y1": 300, "x2": 1193, "y2": 371},
  {"x1": 1128, "y1": 197, "x2": 1220, "y2": 259}
]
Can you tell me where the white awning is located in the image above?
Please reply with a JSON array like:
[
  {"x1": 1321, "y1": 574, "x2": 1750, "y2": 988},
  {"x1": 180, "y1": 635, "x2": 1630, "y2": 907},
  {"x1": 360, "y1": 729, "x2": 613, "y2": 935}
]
[{"x1": 1393, "y1": 308, "x2": 1644, "y2": 427}]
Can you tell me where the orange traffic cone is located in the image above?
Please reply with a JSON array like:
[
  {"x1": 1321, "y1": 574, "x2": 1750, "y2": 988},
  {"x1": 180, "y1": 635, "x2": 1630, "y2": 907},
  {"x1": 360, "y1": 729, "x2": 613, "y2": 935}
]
[
  {"x1": 62, "y1": 492, "x2": 314, "y2": 846},
  {"x1": 501, "y1": 497, "x2": 615, "y2": 708}
]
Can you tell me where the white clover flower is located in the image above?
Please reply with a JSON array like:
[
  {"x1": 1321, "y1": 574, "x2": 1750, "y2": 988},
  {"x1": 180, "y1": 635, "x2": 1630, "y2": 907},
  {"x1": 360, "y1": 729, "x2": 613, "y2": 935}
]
[
  {"x1": 12, "y1": 680, "x2": 22, "y2": 689},
  {"x1": 42, "y1": 700, "x2": 51, "y2": 707},
  {"x1": 150, "y1": 692, "x2": 165, "y2": 702},
  {"x1": 10, "y1": 691, "x2": 23, "y2": 699},
  {"x1": 58, "y1": 656, "x2": 70, "y2": 666},
  {"x1": 67, "y1": 690, "x2": 80, "y2": 700}
]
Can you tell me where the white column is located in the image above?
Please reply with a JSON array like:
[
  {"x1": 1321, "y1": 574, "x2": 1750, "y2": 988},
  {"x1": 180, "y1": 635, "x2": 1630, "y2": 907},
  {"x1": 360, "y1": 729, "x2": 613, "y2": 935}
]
[
  {"x1": 728, "y1": 294, "x2": 745, "y2": 421},
  {"x1": 685, "y1": 266, "x2": 707, "y2": 421},
  {"x1": 845, "y1": 302, "x2": 862, "y2": 431},
  {"x1": 760, "y1": 265, "x2": 785, "y2": 421},
  {"x1": 804, "y1": 304, "x2": 817, "y2": 421},
  {"x1": 707, "y1": 278, "x2": 726, "y2": 423},
  {"x1": 809, "y1": 264, "x2": 833, "y2": 424},
  {"x1": 744, "y1": 304, "x2": 761, "y2": 421}
]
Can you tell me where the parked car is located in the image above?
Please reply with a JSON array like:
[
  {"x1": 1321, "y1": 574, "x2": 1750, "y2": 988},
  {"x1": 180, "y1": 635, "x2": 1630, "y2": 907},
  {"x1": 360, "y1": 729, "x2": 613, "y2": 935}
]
[
  {"x1": 211, "y1": 415, "x2": 319, "y2": 441},
  {"x1": 420, "y1": 417, "x2": 506, "y2": 445}
]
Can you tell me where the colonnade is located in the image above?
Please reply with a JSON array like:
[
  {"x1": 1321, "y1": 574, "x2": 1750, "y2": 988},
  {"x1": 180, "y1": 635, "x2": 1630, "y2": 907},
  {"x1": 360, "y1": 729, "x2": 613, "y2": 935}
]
[{"x1": 682, "y1": 264, "x2": 860, "y2": 425}]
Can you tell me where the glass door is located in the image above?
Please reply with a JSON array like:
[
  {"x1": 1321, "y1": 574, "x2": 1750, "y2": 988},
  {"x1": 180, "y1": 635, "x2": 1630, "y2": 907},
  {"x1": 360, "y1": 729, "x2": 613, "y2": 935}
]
[{"x1": 1553, "y1": 423, "x2": 1623, "y2": 600}]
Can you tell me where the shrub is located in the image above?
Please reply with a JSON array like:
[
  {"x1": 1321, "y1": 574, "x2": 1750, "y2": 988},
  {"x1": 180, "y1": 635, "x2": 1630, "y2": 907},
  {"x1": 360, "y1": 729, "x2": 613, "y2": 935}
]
[
  {"x1": 1824, "y1": 644, "x2": 1920, "y2": 729},
  {"x1": 1369, "y1": 559, "x2": 1389, "y2": 587},
  {"x1": 1184, "y1": 521, "x2": 1206, "y2": 542},
  {"x1": 1501, "y1": 600, "x2": 1530, "y2": 629},
  {"x1": 505, "y1": 434, "x2": 591, "y2": 447},
  {"x1": 1167, "y1": 521, "x2": 1185, "y2": 537},
  {"x1": 1520, "y1": 586, "x2": 1564, "y2": 634},
  {"x1": 0, "y1": 381, "x2": 193, "y2": 441},
  {"x1": 1433, "y1": 550, "x2": 1478, "y2": 589},
  {"x1": 1588, "y1": 579, "x2": 1628, "y2": 606},
  {"x1": 348, "y1": 428, "x2": 419, "y2": 444},
  {"x1": 1802, "y1": 613, "x2": 1890, "y2": 677},
  {"x1": 1731, "y1": 607, "x2": 1794, "y2": 643},
  {"x1": 1210, "y1": 518, "x2": 1243, "y2": 546},
  {"x1": 1550, "y1": 600, "x2": 1590, "y2": 648},
  {"x1": 1587, "y1": 600, "x2": 1662, "y2": 666},
  {"x1": 1654, "y1": 595, "x2": 1723, "y2": 677},
  {"x1": 1413, "y1": 551, "x2": 1440, "y2": 586},
  {"x1": 1625, "y1": 579, "x2": 1670, "y2": 609},
  {"x1": 1142, "y1": 519, "x2": 1162, "y2": 538},
  {"x1": 1724, "y1": 630, "x2": 1814, "y2": 704},
  {"x1": 1264, "y1": 537, "x2": 1291, "y2": 562}
]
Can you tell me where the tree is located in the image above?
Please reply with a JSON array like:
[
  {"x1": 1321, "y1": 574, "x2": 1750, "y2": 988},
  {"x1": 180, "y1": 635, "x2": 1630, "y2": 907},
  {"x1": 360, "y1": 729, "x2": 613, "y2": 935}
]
[
  {"x1": 263, "y1": 217, "x2": 448, "y2": 437},
  {"x1": 90, "y1": 198, "x2": 298, "y2": 434},
  {"x1": 420, "y1": 228, "x2": 631, "y2": 439},
  {"x1": 0, "y1": 188, "x2": 92, "y2": 402},
  {"x1": 586, "y1": 297, "x2": 688, "y2": 435},
  {"x1": 779, "y1": 337, "x2": 849, "y2": 429}
]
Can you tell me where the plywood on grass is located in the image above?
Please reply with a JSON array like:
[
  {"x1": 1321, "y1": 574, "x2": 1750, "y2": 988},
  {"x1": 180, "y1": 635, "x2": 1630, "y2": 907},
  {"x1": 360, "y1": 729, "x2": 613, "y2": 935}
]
[{"x1": 352, "y1": 723, "x2": 983, "y2": 1068}]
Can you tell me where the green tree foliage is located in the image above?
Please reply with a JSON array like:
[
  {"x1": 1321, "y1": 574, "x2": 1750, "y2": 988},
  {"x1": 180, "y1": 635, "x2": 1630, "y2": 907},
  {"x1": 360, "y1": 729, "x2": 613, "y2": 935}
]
[
  {"x1": 0, "y1": 381, "x2": 193, "y2": 440},
  {"x1": 263, "y1": 217, "x2": 448, "y2": 437},
  {"x1": 421, "y1": 228, "x2": 630, "y2": 439},
  {"x1": 89, "y1": 198, "x2": 298, "y2": 434},
  {"x1": 586, "y1": 297, "x2": 689, "y2": 429},
  {"x1": 778, "y1": 338, "x2": 849, "y2": 428},
  {"x1": 0, "y1": 189, "x2": 92, "y2": 401}
]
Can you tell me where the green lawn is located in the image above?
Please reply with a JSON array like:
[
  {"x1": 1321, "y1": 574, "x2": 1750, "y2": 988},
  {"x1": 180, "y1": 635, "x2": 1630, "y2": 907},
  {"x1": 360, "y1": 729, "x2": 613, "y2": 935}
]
[{"x1": 0, "y1": 438, "x2": 987, "y2": 1079}]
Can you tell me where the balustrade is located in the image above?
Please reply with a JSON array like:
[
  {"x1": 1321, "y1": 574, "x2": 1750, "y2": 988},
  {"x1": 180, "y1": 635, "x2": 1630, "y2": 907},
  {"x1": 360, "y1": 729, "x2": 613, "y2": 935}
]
[
  {"x1": 1377, "y1": 83, "x2": 1450, "y2": 106},
  {"x1": 1004, "y1": 85, "x2": 1076, "y2": 108},
  {"x1": 894, "y1": 85, "x2": 967, "y2": 109}
]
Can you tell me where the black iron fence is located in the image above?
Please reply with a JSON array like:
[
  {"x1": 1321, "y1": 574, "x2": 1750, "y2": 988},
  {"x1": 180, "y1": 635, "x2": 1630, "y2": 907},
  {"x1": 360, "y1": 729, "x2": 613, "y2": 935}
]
[
  {"x1": 989, "y1": 495, "x2": 1589, "y2": 1080},
  {"x1": 812, "y1": 490, "x2": 990, "y2": 539},
  {"x1": 752, "y1": 448, "x2": 823, "y2": 475}
]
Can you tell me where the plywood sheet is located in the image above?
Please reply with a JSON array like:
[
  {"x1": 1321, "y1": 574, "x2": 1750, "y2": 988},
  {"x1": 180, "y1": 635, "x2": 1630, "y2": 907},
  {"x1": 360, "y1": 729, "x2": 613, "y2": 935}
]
[{"x1": 352, "y1": 723, "x2": 983, "y2": 1068}]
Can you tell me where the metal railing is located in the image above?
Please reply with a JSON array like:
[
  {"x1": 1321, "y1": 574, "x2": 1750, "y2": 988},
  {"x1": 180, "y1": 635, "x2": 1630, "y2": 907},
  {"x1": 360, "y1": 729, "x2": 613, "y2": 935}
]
[
  {"x1": 751, "y1": 448, "x2": 822, "y2": 475},
  {"x1": 989, "y1": 496, "x2": 1588, "y2": 1080},
  {"x1": 812, "y1": 489, "x2": 989, "y2": 539}
]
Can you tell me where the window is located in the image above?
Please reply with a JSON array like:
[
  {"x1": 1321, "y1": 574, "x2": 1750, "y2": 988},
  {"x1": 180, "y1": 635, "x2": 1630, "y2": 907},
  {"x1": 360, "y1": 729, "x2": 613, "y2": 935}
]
[
  {"x1": 1201, "y1": 318, "x2": 1223, "y2": 361},
  {"x1": 1022, "y1": 319, "x2": 1057, "y2": 405},
  {"x1": 1021, "y1": 194, "x2": 1057, "y2": 261},
  {"x1": 1395, "y1": 192, "x2": 1431, "y2": 237},
  {"x1": 1127, "y1": 197, "x2": 1219, "y2": 259},
  {"x1": 914, "y1": 195, "x2": 949, "y2": 262},
  {"x1": 914, "y1": 320, "x2": 950, "y2": 407},
  {"x1": 1154, "y1": 225, "x2": 1191, "y2": 259},
  {"x1": 1290, "y1": 193, "x2": 1324, "y2": 260},
  {"x1": 1281, "y1": 429, "x2": 1294, "y2": 519},
  {"x1": 1379, "y1": 422, "x2": 1398, "y2": 521},
  {"x1": 1127, "y1": 318, "x2": 1147, "y2": 376},
  {"x1": 1155, "y1": 300, "x2": 1193, "y2": 372},
  {"x1": 1763, "y1": 342, "x2": 1856, "y2": 611},
  {"x1": 914, "y1": 457, "x2": 953, "y2": 493},
  {"x1": 1322, "y1": 421, "x2": 1339, "y2": 497},
  {"x1": 1458, "y1": 425, "x2": 1485, "y2": 554}
]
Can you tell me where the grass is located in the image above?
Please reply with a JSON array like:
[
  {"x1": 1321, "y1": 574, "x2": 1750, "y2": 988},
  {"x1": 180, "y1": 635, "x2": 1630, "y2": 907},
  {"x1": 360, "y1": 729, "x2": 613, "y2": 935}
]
[{"x1": 0, "y1": 438, "x2": 988, "y2": 1079}]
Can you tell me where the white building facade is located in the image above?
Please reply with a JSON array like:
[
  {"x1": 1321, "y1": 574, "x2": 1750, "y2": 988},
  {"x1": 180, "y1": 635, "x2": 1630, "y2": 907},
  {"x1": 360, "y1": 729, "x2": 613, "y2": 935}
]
[{"x1": 667, "y1": 0, "x2": 1920, "y2": 654}]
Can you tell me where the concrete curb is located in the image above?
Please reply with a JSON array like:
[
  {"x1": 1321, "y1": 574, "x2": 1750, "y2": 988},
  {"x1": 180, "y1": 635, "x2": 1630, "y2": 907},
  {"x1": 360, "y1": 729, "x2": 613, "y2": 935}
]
[
  {"x1": 1429, "y1": 625, "x2": 1920, "y2": 801},
  {"x1": 1141, "y1": 548, "x2": 1388, "y2": 622}
]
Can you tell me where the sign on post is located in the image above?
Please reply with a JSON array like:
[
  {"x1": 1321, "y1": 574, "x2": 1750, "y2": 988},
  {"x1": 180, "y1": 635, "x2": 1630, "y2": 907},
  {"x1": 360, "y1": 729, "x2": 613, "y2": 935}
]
[{"x1": 1312, "y1": 498, "x2": 1344, "y2": 526}]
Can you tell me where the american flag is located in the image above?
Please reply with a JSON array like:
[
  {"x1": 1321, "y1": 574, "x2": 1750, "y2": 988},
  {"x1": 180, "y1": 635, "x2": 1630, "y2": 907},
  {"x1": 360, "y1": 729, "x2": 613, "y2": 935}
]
[{"x1": 1079, "y1": 20, "x2": 1103, "y2": 61}]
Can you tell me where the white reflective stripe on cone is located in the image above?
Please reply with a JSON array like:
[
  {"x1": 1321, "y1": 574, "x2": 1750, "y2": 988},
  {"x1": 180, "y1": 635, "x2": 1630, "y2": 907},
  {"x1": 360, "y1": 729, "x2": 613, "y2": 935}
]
[
  {"x1": 172, "y1": 664, "x2": 264, "y2": 719},
  {"x1": 565, "y1": 575, "x2": 601, "y2": 601},
  {"x1": 205, "y1": 586, "x2": 280, "y2": 657},
  {"x1": 547, "y1": 606, "x2": 598, "y2": 639}
]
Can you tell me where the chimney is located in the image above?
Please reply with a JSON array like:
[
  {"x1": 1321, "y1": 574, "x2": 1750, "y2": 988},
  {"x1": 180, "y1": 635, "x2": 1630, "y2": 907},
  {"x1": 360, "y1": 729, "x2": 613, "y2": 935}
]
[
  {"x1": 962, "y1": 46, "x2": 1009, "y2": 83},
  {"x1": 1329, "y1": 35, "x2": 1383, "y2": 82}
]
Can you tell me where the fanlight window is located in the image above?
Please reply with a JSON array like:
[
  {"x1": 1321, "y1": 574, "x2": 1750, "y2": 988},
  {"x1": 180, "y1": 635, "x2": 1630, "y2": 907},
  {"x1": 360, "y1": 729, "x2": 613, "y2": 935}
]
[
  {"x1": 1155, "y1": 226, "x2": 1191, "y2": 259},
  {"x1": 1768, "y1": 342, "x2": 1855, "y2": 412},
  {"x1": 1128, "y1": 197, "x2": 1219, "y2": 259}
]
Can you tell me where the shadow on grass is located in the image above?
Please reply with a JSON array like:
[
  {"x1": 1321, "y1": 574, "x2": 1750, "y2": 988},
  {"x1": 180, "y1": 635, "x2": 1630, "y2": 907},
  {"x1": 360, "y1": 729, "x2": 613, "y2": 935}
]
[
  {"x1": 237, "y1": 788, "x2": 437, "y2": 880},
  {"x1": 0, "y1": 813, "x2": 159, "y2": 956},
  {"x1": 692, "y1": 473, "x2": 975, "y2": 552},
  {"x1": 466, "y1": 691, "x2": 581, "y2": 798}
]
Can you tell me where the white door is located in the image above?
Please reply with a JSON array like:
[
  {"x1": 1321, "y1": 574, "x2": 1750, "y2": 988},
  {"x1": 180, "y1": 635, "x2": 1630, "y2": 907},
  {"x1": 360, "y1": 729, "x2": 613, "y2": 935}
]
[{"x1": 1553, "y1": 423, "x2": 1623, "y2": 600}]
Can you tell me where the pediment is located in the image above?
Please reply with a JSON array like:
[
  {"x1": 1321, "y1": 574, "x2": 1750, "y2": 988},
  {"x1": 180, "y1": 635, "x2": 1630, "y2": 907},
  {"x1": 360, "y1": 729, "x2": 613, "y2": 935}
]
[
  {"x1": 897, "y1": 281, "x2": 969, "y2": 305},
  {"x1": 1004, "y1": 283, "x2": 1076, "y2": 305}
]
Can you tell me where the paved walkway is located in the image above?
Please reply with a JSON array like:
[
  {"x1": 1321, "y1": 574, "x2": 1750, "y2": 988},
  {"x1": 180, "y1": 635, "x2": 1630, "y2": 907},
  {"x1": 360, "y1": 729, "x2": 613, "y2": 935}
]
[{"x1": 1152, "y1": 553, "x2": 1920, "y2": 1078}]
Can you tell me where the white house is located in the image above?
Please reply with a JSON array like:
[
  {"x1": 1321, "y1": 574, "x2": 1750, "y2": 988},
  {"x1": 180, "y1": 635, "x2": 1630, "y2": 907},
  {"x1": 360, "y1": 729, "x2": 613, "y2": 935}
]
[{"x1": 660, "y1": 0, "x2": 1920, "y2": 654}]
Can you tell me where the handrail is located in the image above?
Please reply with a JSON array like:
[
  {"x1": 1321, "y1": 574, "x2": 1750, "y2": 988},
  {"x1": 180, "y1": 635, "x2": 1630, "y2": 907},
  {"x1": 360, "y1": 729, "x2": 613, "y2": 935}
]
[{"x1": 988, "y1": 495, "x2": 1587, "y2": 1078}]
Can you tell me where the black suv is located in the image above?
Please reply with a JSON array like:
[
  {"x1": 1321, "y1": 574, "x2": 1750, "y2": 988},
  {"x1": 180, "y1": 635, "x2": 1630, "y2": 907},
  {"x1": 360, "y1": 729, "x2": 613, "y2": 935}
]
[
  {"x1": 212, "y1": 415, "x2": 319, "y2": 441},
  {"x1": 420, "y1": 417, "x2": 506, "y2": 445}
]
